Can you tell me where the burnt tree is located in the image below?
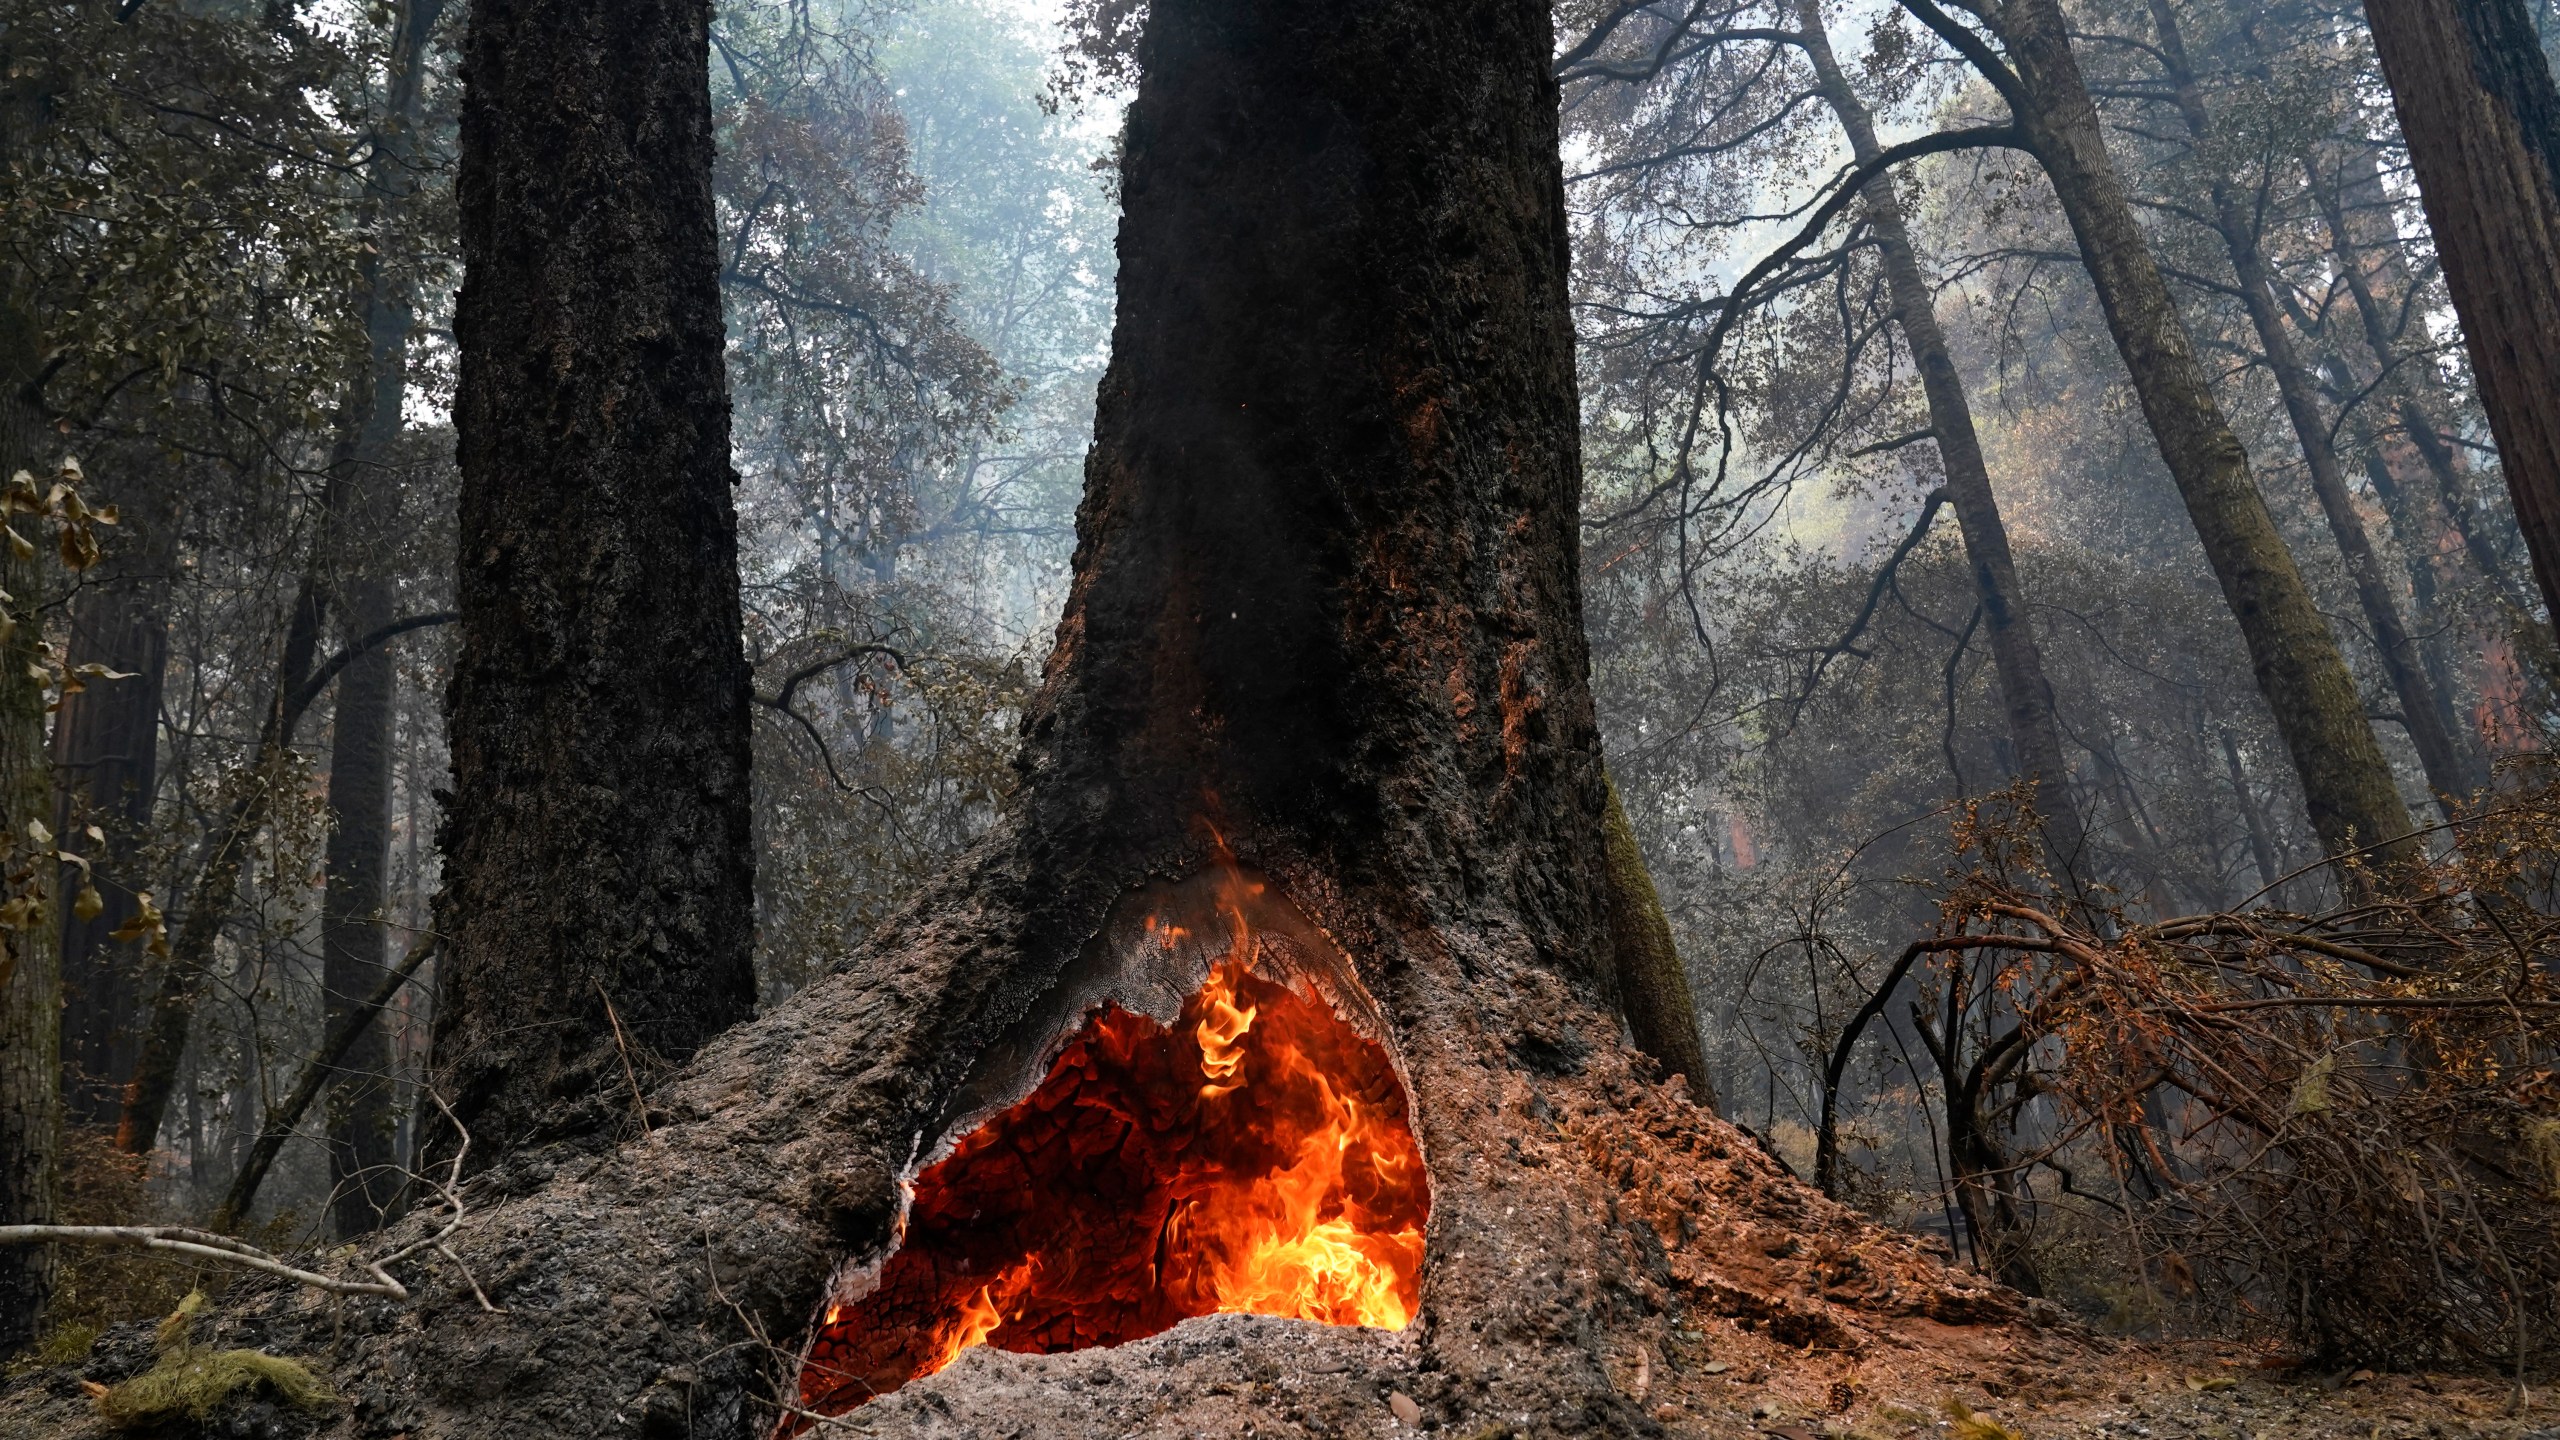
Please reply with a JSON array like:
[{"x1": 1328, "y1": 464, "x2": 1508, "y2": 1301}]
[
  {"x1": 2363, "y1": 0, "x2": 2560, "y2": 634},
  {"x1": 428, "y1": 0, "x2": 756, "y2": 1165},
  {"x1": 187, "y1": 0, "x2": 2020, "y2": 1432}
]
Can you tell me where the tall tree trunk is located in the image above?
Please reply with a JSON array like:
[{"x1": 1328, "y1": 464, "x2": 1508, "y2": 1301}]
[
  {"x1": 429, "y1": 0, "x2": 756, "y2": 1167},
  {"x1": 0, "y1": 55, "x2": 58, "y2": 1357},
  {"x1": 0, "y1": 296, "x2": 58, "y2": 1360},
  {"x1": 1957, "y1": 0, "x2": 2420, "y2": 877},
  {"x1": 2363, "y1": 0, "x2": 2560, "y2": 634},
  {"x1": 2304, "y1": 153, "x2": 2538, "y2": 621},
  {"x1": 49, "y1": 516, "x2": 170, "y2": 1127},
  {"x1": 322, "y1": 0, "x2": 445, "y2": 1238},
  {"x1": 1797, "y1": 2, "x2": 2093, "y2": 880},
  {"x1": 2147, "y1": 0, "x2": 2484, "y2": 808}
]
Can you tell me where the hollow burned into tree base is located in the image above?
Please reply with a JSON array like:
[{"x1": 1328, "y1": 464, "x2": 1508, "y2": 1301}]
[{"x1": 795, "y1": 867, "x2": 1428, "y2": 1417}]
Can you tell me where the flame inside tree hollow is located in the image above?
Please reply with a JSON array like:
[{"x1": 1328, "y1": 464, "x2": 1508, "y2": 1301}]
[{"x1": 794, "y1": 875, "x2": 1429, "y2": 1416}]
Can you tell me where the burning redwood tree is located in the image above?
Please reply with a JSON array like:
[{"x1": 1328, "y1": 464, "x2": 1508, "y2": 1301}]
[{"x1": 145, "y1": 0, "x2": 2034, "y2": 1433}]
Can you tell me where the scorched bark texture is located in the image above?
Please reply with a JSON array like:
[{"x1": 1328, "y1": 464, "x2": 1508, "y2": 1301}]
[
  {"x1": 430, "y1": 0, "x2": 757, "y2": 1165},
  {"x1": 96, "y1": 0, "x2": 2037, "y2": 1433}
]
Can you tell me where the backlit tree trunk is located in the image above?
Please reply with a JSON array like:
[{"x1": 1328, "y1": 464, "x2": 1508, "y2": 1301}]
[
  {"x1": 323, "y1": 0, "x2": 444, "y2": 1236},
  {"x1": 1798, "y1": 2, "x2": 2094, "y2": 880},
  {"x1": 1952, "y1": 0, "x2": 2421, "y2": 877},
  {"x1": 2147, "y1": 0, "x2": 2483, "y2": 808},
  {"x1": 229, "y1": 0, "x2": 2017, "y2": 1431},
  {"x1": 427, "y1": 0, "x2": 756, "y2": 1166},
  {"x1": 2363, "y1": 0, "x2": 2560, "y2": 634}
]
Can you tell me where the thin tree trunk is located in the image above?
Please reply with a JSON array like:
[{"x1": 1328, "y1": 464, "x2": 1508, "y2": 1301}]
[
  {"x1": 2305, "y1": 150, "x2": 2542, "y2": 624},
  {"x1": 2221, "y1": 727, "x2": 2288, "y2": 902},
  {"x1": 1962, "y1": 0, "x2": 2420, "y2": 878},
  {"x1": 1798, "y1": 2, "x2": 2092, "y2": 880},
  {"x1": 2362, "y1": 0, "x2": 2560, "y2": 634},
  {"x1": 116, "y1": 561, "x2": 327, "y2": 1154},
  {"x1": 2147, "y1": 0, "x2": 2483, "y2": 808},
  {"x1": 428, "y1": 0, "x2": 756, "y2": 1167},
  {"x1": 322, "y1": 0, "x2": 445, "y2": 1238}
]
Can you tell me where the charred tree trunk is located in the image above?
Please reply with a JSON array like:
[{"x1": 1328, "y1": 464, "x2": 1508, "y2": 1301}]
[
  {"x1": 2363, "y1": 0, "x2": 2560, "y2": 634},
  {"x1": 239, "y1": 0, "x2": 2018, "y2": 1432},
  {"x1": 428, "y1": 0, "x2": 755, "y2": 1166},
  {"x1": 2147, "y1": 0, "x2": 2483, "y2": 808},
  {"x1": 1941, "y1": 0, "x2": 2421, "y2": 879},
  {"x1": 0, "y1": 251, "x2": 57, "y2": 1361},
  {"x1": 49, "y1": 504, "x2": 170, "y2": 1127},
  {"x1": 1797, "y1": 2, "x2": 2093, "y2": 881}
]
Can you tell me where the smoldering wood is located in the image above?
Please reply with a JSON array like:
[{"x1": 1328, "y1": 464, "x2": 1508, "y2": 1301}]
[{"x1": 58, "y1": 0, "x2": 2042, "y2": 1432}]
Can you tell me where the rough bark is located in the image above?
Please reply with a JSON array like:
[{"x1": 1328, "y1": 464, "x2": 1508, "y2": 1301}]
[
  {"x1": 1601, "y1": 777, "x2": 1712, "y2": 1107},
  {"x1": 123, "y1": 1, "x2": 2025, "y2": 1432},
  {"x1": 323, "y1": 0, "x2": 445, "y2": 1237},
  {"x1": 0, "y1": 281, "x2": 57, "y2": 1361},
  {"x1": 1797, "y1": 2, "x2": 2093, "y2": 880},
  {"x1": 1958, "y1": 0, "x2": 2420, "y2": 876},
  {"x1": 428, "y1": 0, "x2": 756, "y2": 1167},
  {"x1": 2363, "y1": 0, "x2": 2560, "y2": 635},
  {"x1": 2146, "y1": 0, "x2": 2483, "y2": 808},
  {"x1": 49, "y1": 515, "x2": 170, "y2": 1127}
]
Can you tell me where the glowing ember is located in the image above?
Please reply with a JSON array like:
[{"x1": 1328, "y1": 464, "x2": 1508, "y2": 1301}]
[{"x1": 792, "y1": 885, "x2": 1428, "y2": 1417}]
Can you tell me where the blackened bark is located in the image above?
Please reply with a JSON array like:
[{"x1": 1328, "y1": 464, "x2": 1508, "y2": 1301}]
[
  {"x1": 2147, "y1": 0, "x2": 2483, "y2": 808},
  {"x1": 2363, "y1": 0, "x2": 2560, "y2": 635},
  {"x1": 1797, "y1": 3, "x2": 2093, "y2": 880},
  {"x1": 180, "y1": 4, "x2": 2023, "y2": 1433},
  {"x1": 430, "y1": 0, "x2": 755, "y2": 1165},
  {"x1": 0, "y1": 304, "x2": 55, "y2": 1360},
  {"x1": 1957, "y1": 0, "x2": 2420, "y2": 877},
  {"x1": 50, "y1": 518, "x2": 170, "y2": 1126}
]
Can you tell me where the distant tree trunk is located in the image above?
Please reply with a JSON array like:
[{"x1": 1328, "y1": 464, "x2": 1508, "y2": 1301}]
[
  {"x1": 117, "y1": 561, "x2": 327, "y2": 1154},
  {"x1": 2147, "y1": 0, "x2": 2484, "y2": 808},
  {"x1": 1950, "y1": 0, "x2": 2420, "y2": 878},
  {"x1": 2305, "y1": 153, "x2": 2539, "y2": 623},
  {"x1": 1798, "y1": 3, "x2": 2093, "y2": 880},
  {"x1": 50, "y1": 516, "x2": 171, "y2": 1126},
  {"x1": 322, "y1": 0, "x2": 445, "y2": 1238},
  {"x1": 429, "y1": 0, "x2": 756, "y2": 1166},
  {"x1": 2363, "y1": 0, "x2": 2560, "y2": 635}
]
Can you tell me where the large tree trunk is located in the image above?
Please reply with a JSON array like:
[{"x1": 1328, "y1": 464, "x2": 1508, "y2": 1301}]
[
  {"x1": 1964, "y1": 0, "x2": 2420, "y2": 877},
  {"x1": 49, "y1": 513, "x2": 170, "y2": 1127},
  {"x1": 2363, "y1": 0, "x2": 2560, "y2": 635},
  {"x1": 1797, "y1": 2, "x2": 2094, "y2": 880},
  {"x1": 200, "y1": 0, "x2": 2022, "y2": 1432},
  {"x1": 427, "y1": 0, "x2": 755, "y2": 1166},
  {"x1": 322, "y1": 0, "x2": 445, "y2": 1237},
  {"x1": 0, "y1": 262, "x2": 58, "y2": 1361},
  {"x1": 2147, "y1": 0, "x2": 2484, "y2": 809}
]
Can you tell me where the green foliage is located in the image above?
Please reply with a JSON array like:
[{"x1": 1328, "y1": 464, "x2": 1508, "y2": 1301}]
[{"x1": 89, "y1": 1289, "x2": 333, "y2": 1428}]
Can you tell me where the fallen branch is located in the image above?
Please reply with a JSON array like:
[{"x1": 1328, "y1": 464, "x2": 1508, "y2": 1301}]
[{"x1": 0, "y1": 1225, "x2": 404, "y2": 1299}]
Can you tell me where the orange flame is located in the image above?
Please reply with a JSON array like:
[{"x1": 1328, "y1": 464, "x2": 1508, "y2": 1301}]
[{"x1": 791, "y1": 870, "x2": 1427, "y2": 1421}]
